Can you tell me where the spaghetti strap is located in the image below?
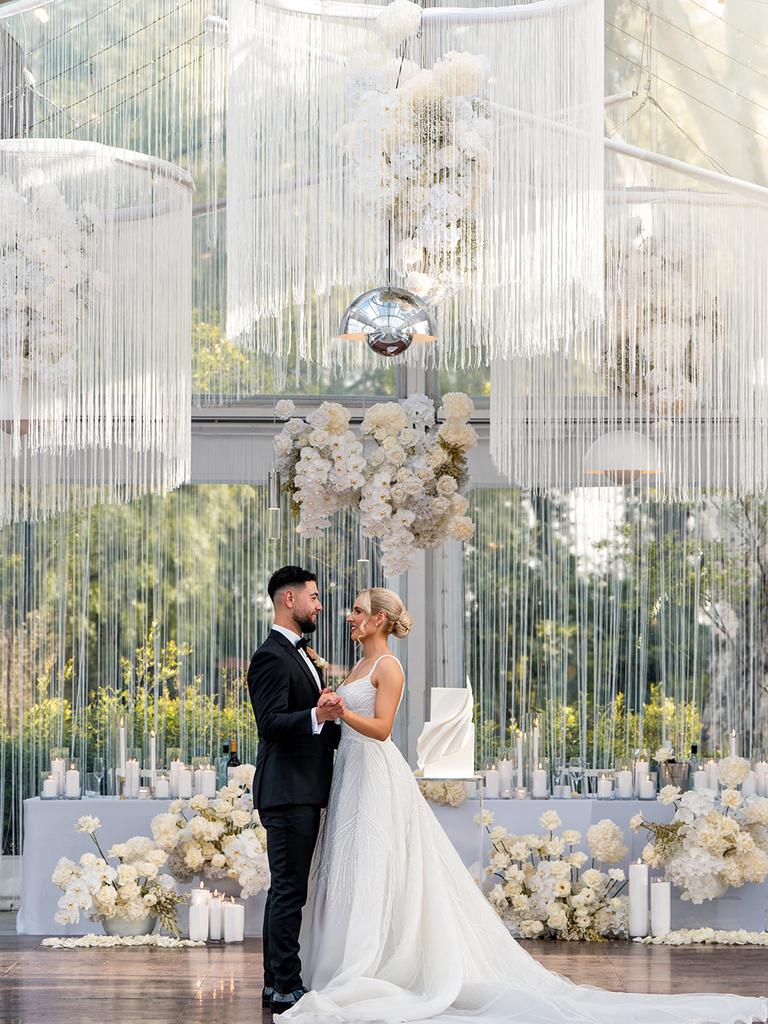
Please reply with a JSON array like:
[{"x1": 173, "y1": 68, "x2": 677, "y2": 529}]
[{"x1": 369, "y1": 654, "x2": 404, "y2": 679}]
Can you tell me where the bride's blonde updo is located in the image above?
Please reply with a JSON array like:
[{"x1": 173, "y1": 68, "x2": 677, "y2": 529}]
[{"x1": 358, "y1": 588, "x2": 412, "y2": 639}]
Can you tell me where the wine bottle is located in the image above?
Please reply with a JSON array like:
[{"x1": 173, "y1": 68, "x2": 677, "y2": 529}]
[{"x1": 226, "y1": 739, "x2": 241, "y2": 781}]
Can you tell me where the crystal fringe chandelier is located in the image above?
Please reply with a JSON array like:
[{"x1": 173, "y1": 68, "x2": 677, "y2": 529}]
[
  {"x1": 0, "y1": 139, "x2": 193, "y2": 526},
  {"x1": 225, "y1": 0, "x2": 604, "y2": 371},
  {"x1": 490, "y1": 147, "x2": 768, "y2": 498}
]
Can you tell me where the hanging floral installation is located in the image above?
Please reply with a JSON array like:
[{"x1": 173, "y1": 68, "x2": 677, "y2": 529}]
[
  {"x1": 273, "y1": 393, "x2": 477, "y2": 576},
  {"x1": 226, "y1": 0, "x2": 604, "y2": 369}
]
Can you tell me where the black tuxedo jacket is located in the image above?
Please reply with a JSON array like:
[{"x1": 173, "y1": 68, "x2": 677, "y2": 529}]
[{"x1": 247, "y1": 629, "x2": 340, "y2": 811}]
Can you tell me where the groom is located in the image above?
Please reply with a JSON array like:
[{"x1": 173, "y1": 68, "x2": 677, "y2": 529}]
[{"x1": 247, "y1": 565, "x2": 344, "y2": 1014}]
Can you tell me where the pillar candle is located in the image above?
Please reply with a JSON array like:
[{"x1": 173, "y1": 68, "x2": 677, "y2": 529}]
[
  {"x1": 634, "y1": 760, "x2": 649, "y2": 797},
  {"x1": 484, "y1": 768, "x2": 500, "y2": 799},
  {"x1": 201, "y1": 767, "x2": 217, "y2": 799},
  {"x1": 741, "y1": 771, "x2": 757, "y2": 798},
  {"x1": 629, "y1": 861, "x2": 649, "y2": 937},
  {"x1": 208, "y1": 892, "x2": 223, "y2": 941},
  {"x1": 532, "y1": 719, "x2": 539, "y2": 767},
  {"x1": 757, "y1": 763, "x2": 768, "y2": 797},
  {"x1": 169, "y1": 759, "x2": 182, "y2": 798},
  {"x1": 639, "y1": 776, "x2": 655, "y2": 800},
  {"x1": 50, "y1": 758, "x2": 66, "y2": 797},
  {"x1": 118, "y1": 716, "x2": 126, "y2": 778},
  {"x1": 597, "y1": 776, "x2": 613, "y2": 800},
  {"x1": 149, "y1": 731, "x2": 156, "y2": 775},
  {"x1": 189, "y1": 903, "x2": 209, "y2": 942},
  {"x1": 223, "y1": 898, "x2": 245, "y2": 943},
  {"x1": 498, "y1": 760, "x2": 515, "y2": 799},
  {"x1": 154, "y1": 776, "x2": 170, "y2": 799},
  {"x1": 707, "y1": 759, "x2": 719, "y2": 790},
  {"x1": 616, "y1": 769, "x2": 633, "y2": 799},
  {"x1": 42, "y1": 774, "x2": 58, "y2": 798},
  {"x1": 650, "y1": 879, "x2": 671, "y2": 938},
  {"x1": 516, "y1": 732, "x2": 524, "y2": 788},
  {"x1": 124, "y1": 759, "x2": 140, "y2": 799},
  {"x1": 177, "y1": 766, "x2": 192, "y2": 799},
  {"x1": 65, "y1": 765, "x2": 80, "y2": 799},
  {"x1": 531, "y1": 765, "x2": 547, "y2": 799},
  {"x1": 194, "y1": 767, "x2": 204, "y2": 796},
  {"x1": 729, "y1": 729, "x2": 737, "y2": 757},
  {"x1": 692, "y1": 769, "x2": 708, "y2": 792}
]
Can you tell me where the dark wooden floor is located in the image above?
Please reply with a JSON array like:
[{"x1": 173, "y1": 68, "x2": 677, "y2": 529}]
[{"x1": 0, "y1": 933, "x2": 766, "y2": 1023}]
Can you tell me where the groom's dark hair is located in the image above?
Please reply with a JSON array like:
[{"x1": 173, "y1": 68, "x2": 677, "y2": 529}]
[{"x1": 268, "y1": 565, "x2": 318, "y2": 603}]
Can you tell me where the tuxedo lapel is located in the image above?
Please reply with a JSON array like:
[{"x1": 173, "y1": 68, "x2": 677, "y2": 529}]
[{"x1": 270, "y1": 630, "x2": 321, "y2": 694}]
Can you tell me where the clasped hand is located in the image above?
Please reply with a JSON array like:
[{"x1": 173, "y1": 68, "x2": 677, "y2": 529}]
[{"x1": 316, "y1": 687, "x2": 345, "y2": 723}]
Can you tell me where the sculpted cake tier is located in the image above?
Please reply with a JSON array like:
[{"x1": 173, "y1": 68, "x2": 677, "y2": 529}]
[{"x1": 416, "y1": 683, "x2": 475, "y2": 779}]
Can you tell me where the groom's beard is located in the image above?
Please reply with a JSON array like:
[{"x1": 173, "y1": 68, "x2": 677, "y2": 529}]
[{"x1": 294, "y1": 614, "x2": 318, "y2": 634}]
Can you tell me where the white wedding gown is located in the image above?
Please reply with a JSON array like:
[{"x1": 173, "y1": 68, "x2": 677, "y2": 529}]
[{"x1": 283, "y1": 658, "x2": 767, "y2": 1024}]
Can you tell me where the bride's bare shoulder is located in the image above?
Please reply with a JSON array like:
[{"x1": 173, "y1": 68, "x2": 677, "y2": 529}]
[{"x1": 371, "y1": 654, "x2": 405, "y2": 690}]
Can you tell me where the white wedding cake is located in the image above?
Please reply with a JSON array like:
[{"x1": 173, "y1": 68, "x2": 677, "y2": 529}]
[{"x1": 416, "y1": 682, "x2": 475, "y2": 779}]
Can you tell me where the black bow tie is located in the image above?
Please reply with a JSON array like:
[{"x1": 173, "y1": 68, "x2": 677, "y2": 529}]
[{"x1": 295, "y1": 636, "x2": 310, "y2": 652}]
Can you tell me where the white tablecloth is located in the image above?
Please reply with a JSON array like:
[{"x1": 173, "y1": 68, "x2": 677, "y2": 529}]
[{"x1": 19, "y1": 795, "x2": 768, "y2": 935}]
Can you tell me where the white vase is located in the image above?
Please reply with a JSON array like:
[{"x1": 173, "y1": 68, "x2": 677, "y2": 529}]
[{"x1": 101, "y1": 914, "x2": 157, "y2": 937}]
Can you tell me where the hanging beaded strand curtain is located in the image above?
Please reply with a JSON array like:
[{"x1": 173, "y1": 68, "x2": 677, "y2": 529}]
[
  {"x1": 0, "y1": 0, "x2": 253, "y2": 404},
  {"x1": 466, "y1": 486, "x2": 768, "y2": 772},
  {"x1": 226, "y1": 0, "x2": 604, "y2": 371},
  {"x1": 0, "y1": 478, "x2": 393, "y2": 854},
  {"x1": 490, "y1": 151, "x2": 768, "y2": 496},
  {"x1": 0, "y1": 139, "x2": 193, "y2": 526}
]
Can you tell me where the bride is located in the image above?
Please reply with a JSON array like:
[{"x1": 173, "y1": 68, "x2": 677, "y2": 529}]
[{"x1": 283, "y1": 587, "x2": 767, "y2": 1024}]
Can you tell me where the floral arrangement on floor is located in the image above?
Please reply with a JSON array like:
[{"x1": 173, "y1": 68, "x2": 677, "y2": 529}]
[
  {"x1": 344, "y1": 0, "x2": 492, "y2": 306},
  {"x1": 415, "y1": 772, "x2": 467, "y2": 807},
  {"x1": 635, "y1": 928, "x2": 768, "y2": 947},
  {"x1": 42, "y1": 934, "x2": 205, "y2": 949},
  {"x1": 151, "y1": 766, "x2": 269, "y2": 898},
  {"x1": 52, "y1": 816, "x2": 185, "y2": 934},
  {"x1": 479, "y1": 810, "x2": 629, "y2": 941},
  {"x1": 0, "y1": 174, "x2": 106, "y2": 387},
  {"x1": 631, "y1": 761, "x2": 768, "y2": 903},
  {"x1": 274, "y1": 393, "x2": 476, "y2": 576}
]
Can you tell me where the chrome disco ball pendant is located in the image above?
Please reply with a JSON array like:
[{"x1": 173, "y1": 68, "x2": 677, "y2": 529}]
[{"x1": 338, "y1": 287, "x2": 437, "y2": 357}]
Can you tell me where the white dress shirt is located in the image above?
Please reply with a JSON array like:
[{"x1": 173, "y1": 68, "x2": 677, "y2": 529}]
[{"x1": 271, "y1": 624, "x2": 324, "y2": 734}]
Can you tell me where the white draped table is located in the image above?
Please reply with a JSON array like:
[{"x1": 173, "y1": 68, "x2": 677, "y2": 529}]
[{"x1": 18, "y1": 795, "x2": 768, "y2": 935}]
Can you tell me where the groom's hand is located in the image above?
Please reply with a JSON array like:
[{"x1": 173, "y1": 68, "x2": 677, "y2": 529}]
[{"x1": 316, "y1": 693, "x2": 344, "y2": 722}]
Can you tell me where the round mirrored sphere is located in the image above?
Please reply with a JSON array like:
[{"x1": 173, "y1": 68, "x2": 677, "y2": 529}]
[{"x1": 339, "y1": 286, "x2": 437, "y2": 357}]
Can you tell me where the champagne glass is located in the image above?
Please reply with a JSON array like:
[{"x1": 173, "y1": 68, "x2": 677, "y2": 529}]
[{"x1": 92, "y1": 756, "x2": 105, "y2": 796}]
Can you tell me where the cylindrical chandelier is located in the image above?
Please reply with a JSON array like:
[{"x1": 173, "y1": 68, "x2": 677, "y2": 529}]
[
  {"x1": 490, "y1": 149, "x2": 768, "y2": 498},
  {"x1": 0, "y1": 139, "x2": 193, "y2": 526},
  {"x1": 226, "y1": 0, "x2": 604, "y2": 370}
]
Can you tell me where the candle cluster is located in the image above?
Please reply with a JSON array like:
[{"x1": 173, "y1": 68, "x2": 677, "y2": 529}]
[
  {"x1": 42, "y1": 755, "x2": 81, "y2": 799},
  {"x1": 188, "y1": 883, "x2": 245, "y2": 943},
  {"x1": 629, "y1": 862, "x2": 670, "y2": 939}
]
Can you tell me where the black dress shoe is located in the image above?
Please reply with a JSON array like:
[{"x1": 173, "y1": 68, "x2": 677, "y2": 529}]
[
  {"x1": 261, "y1": 986, "x2": 274, "y2": 1008},
  {"x1": 271, "y1": 987, "x2": 308, "y2": 1014}
]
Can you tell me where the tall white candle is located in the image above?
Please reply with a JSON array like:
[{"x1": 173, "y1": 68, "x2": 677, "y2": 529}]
[
  {"x1": 169, "y1": 759, "x2": 182, "y2": 799},
  {"x1": 201, "y1": 767, "x2": 217, "y2": 799},
  {"x1": 498, "y1": 759, "x2": 515, "y2": 798},
  {"x1": 177, "y1": 766, "x2": 192, "y2": 799},
  {"x1": 149, "y1": 731, "x2": 156, "y2": 775},
  {"x1": 194, "y1": 767, "x2": 204, "y2": 796},
  {"x1": 531, "y1": 764, "x2": 547, "y2": 799},
  {"x1": 757, "y1": 763, "x2": 768, "y2": 798},
  {"x1": 692, "y1": 769, "x2": 708, "y2": 792},
  {"x1": 50, "y1": 757, "x2": 66, "y2": 797},
  {"x1": 597, "y1": 775, "x2": 613, "y2": 800},
  {"x1": 729, "y1": 729, "x2": 737, "y2": 757},
  {"x1": 629, "y1": 861, "x2": 649, "y2": 937},
  {"x1": 208, "y1": 892, "x2": 223, "y2": 941},
  {"x1": 634, "y1": 760, "x2": 649, "y2": 797},
  {"x1": 660, "y1": 680, "x2": 666, "y2": 749},
  {"x1": 124, "y1": 759, "x2": 140, "y2": 799},
  {"x1": 707, "y1": 759, "x2": 719, "y2": 790},
  {"x1": 118, "y1": 716, "x2": 126, "y2": 778},
  {"x1": 485, "y1": 768, "x2": 500, "y2": 799},
  {"x1": 516, "y1": 732, "x2": 524, "y2": 788},
  {"x1": 651, "y1": 879, "x2": 671, "y2": 938},
  {"x1": 189, "y1": 903, "x2": 209, "y2": 942},
  {"x1": 532, "y1": 719, "x2": 539, "y2": 767},
  {"x1": 65, "y1": 764, "x2": 80, "y2": 799},
  {"x1": 224, "y1": 898, "x2": 245, "y2": 943},
  {"x1": 741, "y1": 771, "x2": 757, "y2": 798},
  {"x1": 190, "y1": 882, "x2": 210, "y2": 906},
  {"x1": 42, "y1": 774, "x2": 58, "y2": 799},
  {"x1": 616, "y1": 769, "x2": 633, "y2": 800}
]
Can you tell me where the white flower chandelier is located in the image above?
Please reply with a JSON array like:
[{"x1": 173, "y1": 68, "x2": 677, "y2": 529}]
[
  {"x1": 226, "y1": 0, "x2": 604, "y2": 370},
  {"x1": 490, "y1": 149, "x2": 768, "y2": 498},
  {"x1": 0, "y1": 139, "x2": 193, "y2": 526}
]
